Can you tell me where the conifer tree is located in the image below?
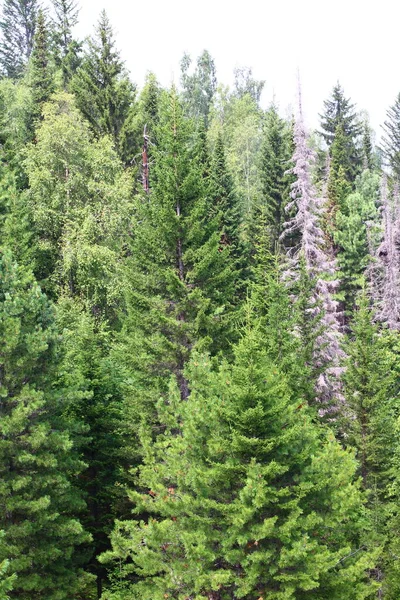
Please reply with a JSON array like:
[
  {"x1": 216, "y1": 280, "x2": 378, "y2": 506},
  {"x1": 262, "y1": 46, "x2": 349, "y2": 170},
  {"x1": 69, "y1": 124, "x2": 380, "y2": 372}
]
[
  {"x1": 0, "y1": 250, "x2": 91, "y2": 599},
  {"x1": 320, "y1": 82, "x2": 362, "y2": 180},
  {"x1": 0, "y1": 0, "x2": 40, "y2": 78},
  {"x1": 282, "y1": 98, "x2": 344, "y2": 410},
  {"x1": 374, "y1": 177, "x2": 400, "y2": 330},
  {"x1": 382, "y1": 93, "x2": 400, "y2": 179},
  {"x1": 29, "y1": 9, "x2": 54, "y2": 121},
  {"x1": 50, "y1": 0, "x2": 80, "y2": 87},
  {"x1": 342, "y1": 293, "x2": 399, "y2": 596},
  {"x1": 115, "y1": 87, "x2": 238, "y2": 423},
  {"x1": 71, "y1": 10, "x2": 137, "y2": 163},
  {"x1": 101, "y1": 328, "x2": 376, "y2": 599},
  {"x1": 0, "y1": 534, "x2": 15, "y2": 600},
  {"x1": 334, "y1": 170, "x2": 380, "y2": 315},
  {"x1": 327, "y1": 122, "x2": 352, "y2": 226},
  {"x1": 257, "y1": 104, "x2": 293, "y2": 249}
]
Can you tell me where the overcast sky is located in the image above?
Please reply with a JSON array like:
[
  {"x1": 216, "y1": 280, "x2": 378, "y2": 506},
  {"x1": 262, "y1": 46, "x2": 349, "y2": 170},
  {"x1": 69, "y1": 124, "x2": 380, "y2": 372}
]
[{"x1": 74, "y1": 0, "x2": 398, "y2": 135}]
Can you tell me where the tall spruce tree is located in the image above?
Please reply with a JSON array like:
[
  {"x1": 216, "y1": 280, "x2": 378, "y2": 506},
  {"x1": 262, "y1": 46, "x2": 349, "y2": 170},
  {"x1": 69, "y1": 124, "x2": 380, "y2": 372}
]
[
  {"x1": 0, "y1": 250, "x2": 91, "y2": 599},
  {"x1": 71, "y1": 10, "x2": 137, "y2": 163},
  {"x1": 50, "y1": 0, "x2": 80, "y2": 87},
  {"x1": 334, "y1": 170, "x2": 380, "y2": 315},
  {"x1": 320, "y1": 82, "x2": 362, "y2": 181},
  {"x1": 0, "y1": 0, "x2": 40, "y2": 78},
  {"x1": 114, "y1": 87, "x2": 238, "y2": 434},
  {"x1": 29, "y1": 9, "x2": 54, "y2": 121},
  {"x1": 101, "y1": 327, "x2": 376, "y2": 600},
  {"x1": 382, "y1": 93, "x2": 400, "y2": 179},
  {"x1": 257, "y1": 104, "x2": 293, "y2": 249}
]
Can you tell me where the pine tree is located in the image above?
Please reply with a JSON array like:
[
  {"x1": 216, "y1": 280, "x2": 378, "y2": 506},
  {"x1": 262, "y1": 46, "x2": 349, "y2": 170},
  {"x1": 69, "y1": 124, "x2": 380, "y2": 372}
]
[
  {"x1": 0, "y1": 0, "x2": 40, "y2": 78},
  {"x1": 319, "y1": 82, "x2": 362, "y2": 180},
  {"x1": 362, "y1": 118, "x2": 374, "y2": 170},
  {"x1": 29, "y1": 9, "x2": 54, "y2": 121},
  {"x1": 0, "y1": 250, "x2": 91, "y2": 599},
  {"x1": 257, "y1": 104, "x2": 293, "y2": 249},
  {"x1": 382, "y1": 93, "x2": 400, "y2": 179},
  {"x1": 101, "y1": 328, "x2": 376, "y2": 599},
  {"x1": 71, "y1": 10, "x2": 136, "y2": 163}
]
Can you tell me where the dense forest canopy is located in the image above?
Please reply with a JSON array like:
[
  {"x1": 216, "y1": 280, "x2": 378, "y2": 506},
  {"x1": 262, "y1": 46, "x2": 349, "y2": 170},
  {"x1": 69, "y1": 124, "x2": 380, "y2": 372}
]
[{"x1": 1, "y1": 2, "x2": 400, "y2": 599}]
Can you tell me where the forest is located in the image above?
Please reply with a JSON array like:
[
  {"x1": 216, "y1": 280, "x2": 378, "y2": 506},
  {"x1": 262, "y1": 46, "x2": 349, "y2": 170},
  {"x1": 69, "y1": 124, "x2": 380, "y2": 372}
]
[{"x1": 1, "y1": 1, "x2": 400, "y2": 599}]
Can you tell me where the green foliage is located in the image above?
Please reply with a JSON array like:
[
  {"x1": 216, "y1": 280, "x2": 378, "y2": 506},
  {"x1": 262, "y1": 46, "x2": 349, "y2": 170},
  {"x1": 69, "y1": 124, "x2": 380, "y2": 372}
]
[
  {"x1": 320, "y1": 83, "x2": 362, "y2": 181},
  {"x1": 0, "y1": 0, "x2": 39, "y2": 78},
  {"x1": 29, "y1": 10, "x2": 54, "y2": 121},
  {"x1": 23, "y1": 92, "x2": 133, "y2": 313},
  {"x1": 256, "y1": 105, "x2": 293, "y2": 249},
  {"x1": 382, "y1": 93, "x2": 400, "y2": 179},
  {"x1": 327, "y1": 123, "x2": 353, "y2": 225},
  {"x1": 0, "y1": 533, "x2": 15, "y2": 600},
  {"x1": 116, "y1": 87, "x2": 238, "y2": 421},
  {"x1": 101, "y1": 329, "x2": 376, "y2": 599},
  {"x1": 50, "y1": 0, "x2": 81, "y2": 87},
  {"x1": 181, "y1": 50, "x2": 217, "y2": 125},
  {"x1": 334, "y1": 170, "x2": 380, "y2": 313},
  {"x1": 71, "y1": 10, "x2": 137, "y2": 163},
  {"x1": 0, "y1": 250, "x2": 91, "y2": 599}
]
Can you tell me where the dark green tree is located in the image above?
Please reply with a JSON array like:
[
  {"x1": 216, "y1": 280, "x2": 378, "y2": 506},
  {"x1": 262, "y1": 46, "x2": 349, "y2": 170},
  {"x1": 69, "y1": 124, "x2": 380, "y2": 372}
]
[
  {"x1": 320, "y1": 82, "x2": 362, "y2": 180},
  {"x1": 342, "y1": 293, "x2": 399, "y2": 596},
  {"x1": 0, "y1": 250, "x2": 92, "y2": 599},
  {"x1": 101, "y1": 328, "x2": 376, "y2": 600},
  {"x1": 50, "y1": 0, "x2": 80, "y2": 87},
  {"x1": 29, "y1": 9, "x2": 54, "y2": 120},
  {"x1": 327, "y1": 123, "x2": 353, "y2": 227},
  {"x1": 381, "y1": 93, "x2": 400, "y2": 178},
  {"x1": 115, "y1": 87, "x2": 238, "y2": 426},
  {"x1": 0, "y1": 0, "x2": 40, "y2": 78},
  {"x1": 71, "y1": 10, "x2": 137, "y2": 163},
  {"x1": 334, "y1": 170, "x2": 380, "y2": 314},
  {"x1": 180, "y1": 50, "x2": 217, "y2": 124},
  {"x1": 256, "y1": 104, "x2": 293, "y2": 249}
]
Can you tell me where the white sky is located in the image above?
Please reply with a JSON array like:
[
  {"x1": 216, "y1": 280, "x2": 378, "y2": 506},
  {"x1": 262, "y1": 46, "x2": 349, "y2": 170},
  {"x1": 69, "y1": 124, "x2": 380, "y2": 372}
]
[{"x1": 74, "y1": 0, "x2": 399, "y2": 135}]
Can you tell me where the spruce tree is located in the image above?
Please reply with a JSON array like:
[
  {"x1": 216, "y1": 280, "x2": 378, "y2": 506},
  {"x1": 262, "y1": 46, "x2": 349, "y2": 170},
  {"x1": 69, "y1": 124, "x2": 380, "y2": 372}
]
[
  {"x1": 327, "y1": 123, "x2": 352, "y2": 226},
  {"x1": 0, "y1": 250, "x2": 91, "y2": 599},
  {"x1": 29, "y1": 9, "x2": 54, "y2": 121},
  {"x1": 342, "y1": 293, "x2": 399, "y2": 596},
  {"x1": 382, "y1": 93, "x2": 400, "y2": 179},
  {"x1": 115, "y1": 87, "x2": 238, "y2": 429},
  {"x1": 319, "y1": 82, "x2": 362, "y2": 180},
  {"x1": 50, "y1": 0, "x2": 80, "y2": 87},
  {"x1": 0, "y1": 0, "x2": 40, "y2": 78},
  {"x1": 101, "y1": 328, "x2": 376, "y2": 599},
  {"x1": 257, "y1": 104, "x2": 293, "y2": 249},
  {"x1": 334, "y1": 170, "x2": 380, "y2": 315},
  {"x1": 71, "y1": 10, "x2": 136, "y2": 163}
]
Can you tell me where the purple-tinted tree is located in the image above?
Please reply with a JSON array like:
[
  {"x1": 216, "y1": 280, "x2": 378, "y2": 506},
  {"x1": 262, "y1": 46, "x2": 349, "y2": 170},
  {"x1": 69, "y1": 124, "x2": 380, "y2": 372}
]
[
  {"x1": 374, "y1": 176, "x2": 400, "y2": 330},
  {"x1": 281, "y1": 94, "x2": 344, "y2": 409}
]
